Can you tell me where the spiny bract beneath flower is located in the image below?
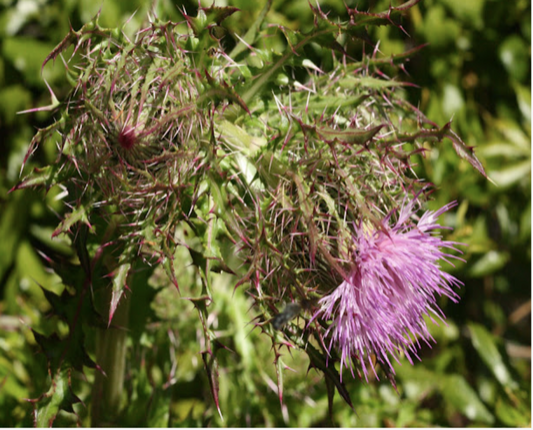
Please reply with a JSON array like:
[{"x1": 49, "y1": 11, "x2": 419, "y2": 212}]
[{"x1": 317, "y1": 199, "x2": 464, "y2": 381}]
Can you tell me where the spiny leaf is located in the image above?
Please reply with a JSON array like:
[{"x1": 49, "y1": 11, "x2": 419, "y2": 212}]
[
  {"x1": 10, "y1": 160, "x2": 74, "y2": 192},
  {"x1": 160, "y1": 238, "x2": 180, "y2": 292},
  {"x1": 32, "y1": 331, "x2": 65, "y2": 374},
  {"x1": 356, "y1": 44, "x2": 429, "y2": 69},
  {"x1": 447, "y1": 128, "x2": 488, "y2": 178},
  {"x1": 40, "y1": 287, "x2": 78, "y2": 324},
  {"x1": 200, "y1": 73, "x2": 250, "y2": 114},
  {"x1": 305, "y1": 342, "x2": 355, "y2": 411},
  {"x1": 218, "y1": 120, "x2": 267, "y2": 156},
  {"x1": 32, "y1": 328, "x2": 97, "y2": 374},
  {"x1": 393, "y1": 99, "x2": 488, "y2": 177},
  {"x1": 198, "y1": 5, "x2": 239, "y2": 28},
  {"x1": 53, "y1": 205, "x2": 94, "y2": 238},
  {"x1": 17, "y1": 79, "x2": 61, "y2": 114},
  {"x1": 188, "y1": 247, "x2": 235, "y2": 275},
  {"x1": 340, "y1": 75, "x2": 415, "y2": 90},
  {"x1": 109, "y1": 262, "x2": 131, "y2": 325},
  {"x1": 41, "y1": 30, "x2": 78, "y2": 73},
  {"x1": 294, "y1": 93, "x2": 369, "y2": 114},
  {"x1": 239, "y1": 16, "x2": 354, "y2": 104},
  {"x1": 229, "y1": 0, "x2": 273, "y2": 59},
  {"x1": 32, "y1": 370, "x2": 82, "y2": 427},
  {"x1": 287, "y1": 114, "x2": 383, "y2": 147},
  {"x1": 315, "y1": 124, "x2": 384, "y2": 145},
  {"x1": 38, "y1": 274, "x2": 104, "y2": 329},
  {"x1": 347, "y1": 0, "x2": 422, "y2": 27},
  {"x1": 275, "y1": 354, "x2": 284, "y2": 405},
  {"x1": 290, "y1": 331, "x2": 354, "y2": 411},
  {"x1": 280, "y1": 17, "x2": 346, "y2": 55},
  {"x1": 42, "y1": 13, "x2": 115, "y2": 72},
  {"x1": 202, "y1": 352, "x2": 223, "y2": 421}
]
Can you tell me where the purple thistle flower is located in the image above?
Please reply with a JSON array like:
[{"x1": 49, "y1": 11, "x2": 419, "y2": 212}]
[{"x1": 317, "y1": 199, "x2": 464, "y2": 382}]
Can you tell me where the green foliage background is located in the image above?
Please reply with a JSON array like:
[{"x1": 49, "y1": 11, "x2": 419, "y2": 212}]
[{"x1": 0, "y1": 0, "x2": 530, "y2": 426}]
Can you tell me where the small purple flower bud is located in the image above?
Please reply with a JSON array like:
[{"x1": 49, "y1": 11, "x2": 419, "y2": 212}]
[{"x1": 117, "y1": 125, "x2": 137, "y2": 150}]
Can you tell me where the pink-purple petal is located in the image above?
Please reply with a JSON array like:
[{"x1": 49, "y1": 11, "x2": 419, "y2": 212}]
[{"x1": 317, "y1": 200, "x2": 464, "y2": 382}]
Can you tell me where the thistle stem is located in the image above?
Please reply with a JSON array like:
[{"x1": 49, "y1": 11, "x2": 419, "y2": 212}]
[{"x1": 91, "y1": 288, "x2": 131, "y2": 426}]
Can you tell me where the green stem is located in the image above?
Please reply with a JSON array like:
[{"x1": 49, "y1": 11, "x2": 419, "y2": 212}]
[{"x1": 91, "y1": 288, "x2": 131, "y2": 426}]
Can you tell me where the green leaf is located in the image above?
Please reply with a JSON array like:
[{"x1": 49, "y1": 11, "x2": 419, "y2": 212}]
[
  {"x1": 489, "y1": 160, "x2": 531, "y2": 188},
  {"x1": 512, "y1": 82, "x2": 531, "y2": 122},
  {"x1": 0, "y1": 85, "x2": 32, "y2": 124},
  {"x1": 0, "y1": 354, "x2": 28, "y2": 400},
  {"x1": 202, "y1": 351, "x2": 223, "y2": 421},
  {"x1": 2, "y1": 37, "x2": 56, "y2": 86},
  {"x1": 347, "y1": 0, "x2": 422, "y2": 27},
  {"x1": 275, "y1": 356, "x2": 284, "y2": 404},
  {"x1": 420, "y1": 5, "x2": 461, "y2": 48},
  {"x1": 444, "y1": 0, "x2": 485, "y2": 29},
  {"x1": 495, "y1": 395, "x2": 531, "y2": 427},
  {"x1": 340, "y1": 76, "x2": 411, "y2": 89},
  {"x1": 440, "y1": 374, "x2": 494, "y2": 424},
  {"x1": 218, "y1": 120, "x2": 267, "y2": 156},
  {"x1": 33, "y1": 370, "x2": 81, "y2": 427},
  {"x1": 479, "y1": 142, "x2": 530, "y2": 159},
  {"x1": 146, "y1": 388, "x2": 171, "y2": 427},
  {"x1": 499, "y1": 34, "x2": 530, "y2": 82},
  {"x1": 122, "y1": 360, "x2": 170, "y2": 426},
  {"x1": 53, "y1": 205, "x2": 94, "y2": 237},
  {"x1": 229, "y1": 0, "x2": 273, "y2": 60},
  {"x1": 304, "y1": 341, "x2": 354, "y2": 411},
  {"x1": 109, "y1": 262, "x2": 131, "y2": 324},
  {"x1": 296, "y1": 94, "x2": 369, "y2": 114},
  {"x1": 128, "y1": 264, "x2": 158, "y2": 341},
  {"x1": 387, "y1": 100, "x2": 488, "y2": 177},
  {"x1": 468, "y1": 322, "x2": 519, "y2": 390},
  {"x1": 12, "y1": 161, "x2": 75, "y2": 192},
  {"x1": 32, "y1": 326, "x2": 97, "y2": 374},
  {"x1": 315, "y1": 124, "x2": 384, "y2": 145},
  {"x1": 0, "y1": 192, "x2": 30, "y2": 282},
  {"x1": 396, "y1": 366, "x2": 438, "y2": 400},
  {"x1": 469, "y1": 250, "x2": 510, "y2": 277}
]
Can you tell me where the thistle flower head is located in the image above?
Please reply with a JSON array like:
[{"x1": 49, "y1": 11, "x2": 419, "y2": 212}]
[{"x1": 317, "y1": 199, "x2": 464, "y2": 381}]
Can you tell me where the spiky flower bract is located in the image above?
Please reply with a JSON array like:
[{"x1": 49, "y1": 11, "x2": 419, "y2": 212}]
[{"x1": 317, "y1": 199, "x2": 464, "y2": 381}]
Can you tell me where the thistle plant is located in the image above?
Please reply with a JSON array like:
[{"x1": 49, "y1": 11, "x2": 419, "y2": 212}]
[{"x1": 14, "y1": 0, "x2": 487, "y2": 425}]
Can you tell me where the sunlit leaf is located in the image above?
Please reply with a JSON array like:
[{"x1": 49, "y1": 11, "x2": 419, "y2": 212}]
[
  {"x1": 489, "y1": 160, "x2": 531, "y2": 188},
  {"x1": 468, "y1": 323, "x2": 519, "y2": 391},
  {"x1": 440, "y1": 374, "x2": 494, "y2": 424},
  {"x1": 469, "y1": 251, "x2": 510, "y2": 277}
]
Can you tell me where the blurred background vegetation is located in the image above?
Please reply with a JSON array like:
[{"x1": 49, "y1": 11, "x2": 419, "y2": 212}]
[{"x1": 0, "y1": 0, "x2": 530, "y2": 426}]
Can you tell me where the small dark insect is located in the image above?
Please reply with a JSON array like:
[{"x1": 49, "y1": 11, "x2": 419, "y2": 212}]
[{"x1": 271, "y1": 302, "x2": 302, "y2": 330}]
